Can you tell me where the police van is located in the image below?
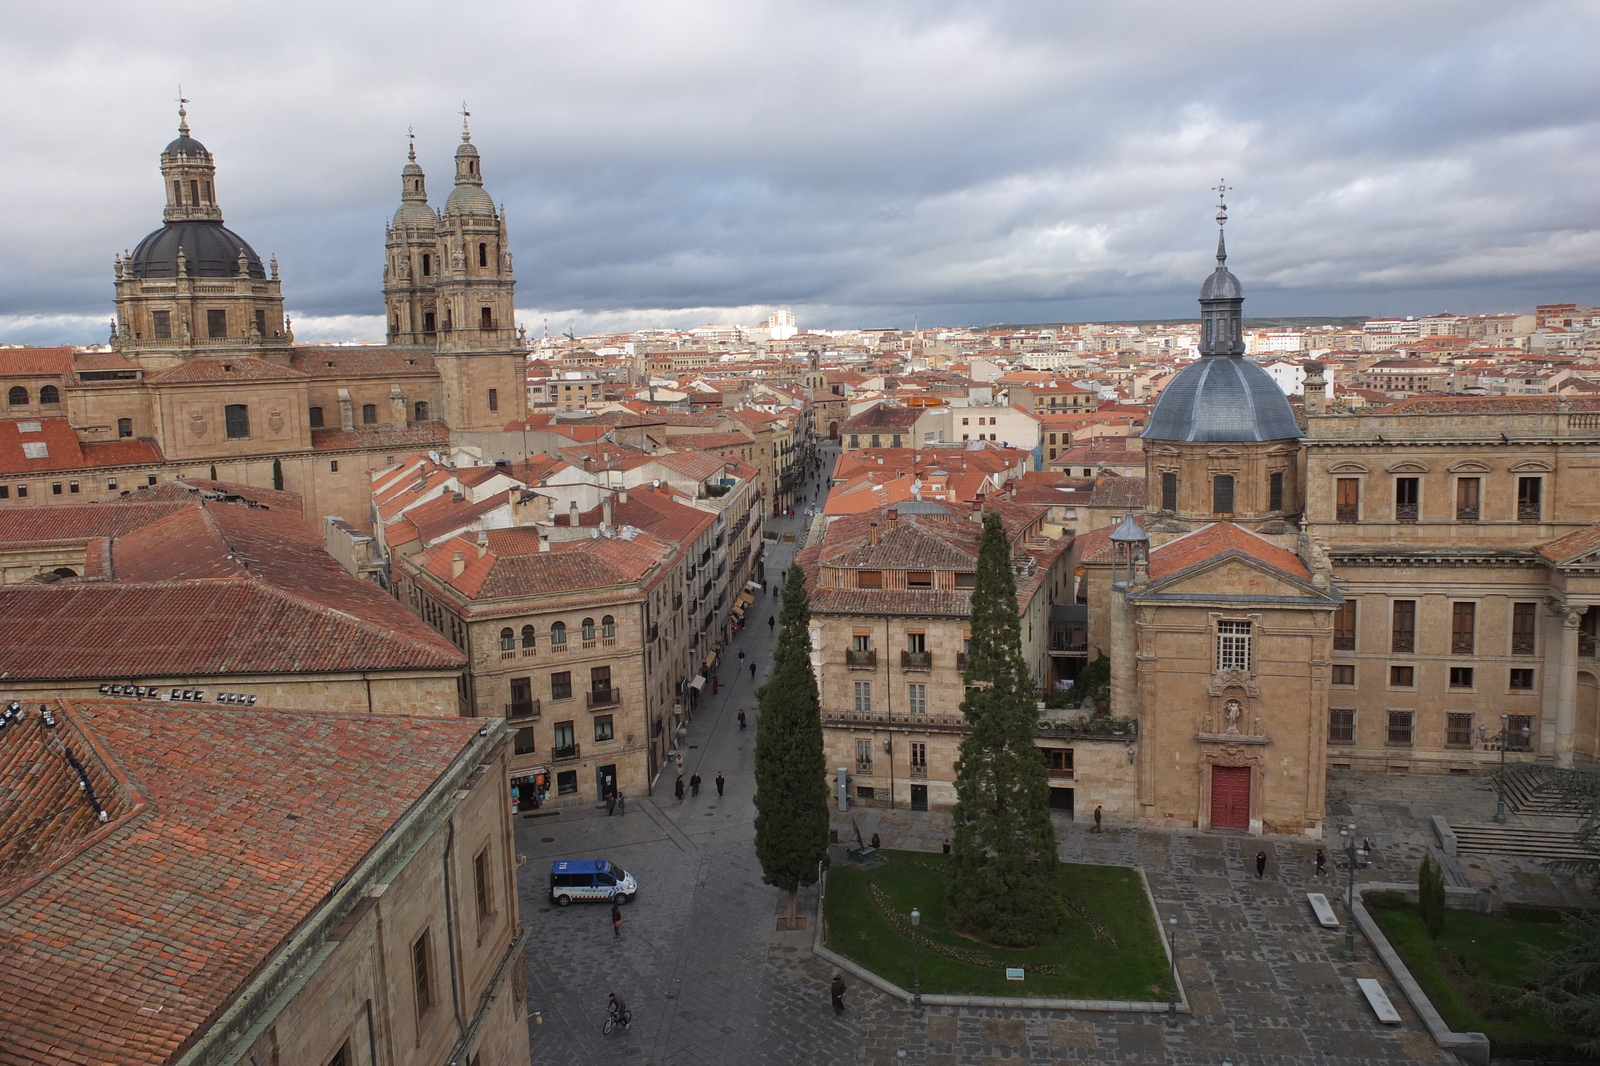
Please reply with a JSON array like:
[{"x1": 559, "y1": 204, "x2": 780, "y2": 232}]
[{"x1": 548, "y1": 858, "x2": 637, "y2": 906}]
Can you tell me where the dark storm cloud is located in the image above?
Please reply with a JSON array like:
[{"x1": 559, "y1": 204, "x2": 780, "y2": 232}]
[{"x1": 2, "y1": 0, "x2": 1598, "y2": 344}]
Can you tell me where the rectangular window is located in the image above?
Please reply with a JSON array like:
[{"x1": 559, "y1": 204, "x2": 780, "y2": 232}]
[
  {"x1": 1517, "y1": 476, "x2": 1542, "y2": 521},
  {"x1": 330, "y1": 461, "x2": 339, "y2": 472},
  {"x1": 557, "y1": 769, "x2": 578, "y2": 794},
  {"x1": 907, "y1": 683, "x2": 927, "y2": 714},
  {"x1": 1161, "y1": 471, "x2": 1177, "y2": 511},
  {"x1": 1333, "y1": 599, "x2": 1356, "y2": 651},
  {"x1": 1041, "y1": 747, "x2": 1074, "y2": 773},
  {"x1": 1395, "y1": 477, "x2": 1419, "y2": 522},
  {"x1": 473, "y1": 849, "x2": 493, "y2": 923},
  {"x1": 145, "y1": 476, "x2": 156, "y2": 487},
  {"x1": 1386, "y1": 710, "x2": 1414, "y2": 746},
  {"x1": 68, "y1": 481, "x2": 79, "y2": 494},
  {"x1": 906, "y1": 631, "x2": 926, "y2": 654},
  {"x1": 907, "y1": 571, "x2": 932, "y2": 589},
  {"x1": 362, "y1": 403, "x2": 377, "y2": 424},
  {"x1": 513, "y1": 727, "x2": 535, "y2": 755},
  {"x1": 954, "y1": 572, "x2": 976, "y2": 589},
  {"x1": 590, "y1": 665, "x2": 611, "y2": 695},
  {"x1": 1215, "y1": 620, "x2": 1251, "y2": 673},
  {"x1": 509, "y1": 676, "x2": 533, "y2": 717},
  {"x1": 1451, "y1": 602, "x2": 1476, "y2": 655},
  {"x1": 1449, "y1": 666, "x2": 1474, "y2": 689},
  {"x1": 1511, "y1": 602, "x2": 1537, "y2": 655},
  {"x1": 224, "y1": 403, "x2": 250, "y2": 439},
  {"x1": 1390, "y1": 665, "x2": 1415, "y2": 687},
  {"x1": 1336, "y1": 477, "x2": 1360, "y2": 522},
  {"x1": 911, "y1": 742, "x2": 927, "y2": 769},
  {"x1": 51, "y1": 482, "x2": 62, "y2": 495},
  {"x1": 1446, "y1": 713, "x2": 1474, "y2": 748},
  {"x1": 152, "y1": 310, "x2": 171, "y2": 339},
  {"x1": 1508, "y1": 714, "x2": 1535, "y2": 751},
  {"x1": 488, "y1": 388, "x2": 499, "y2": 412},
  {"x1": 206, "y1": 309, "x2": 227, "y2": 339},
  {"x1": 0, "y1": 486, "x2": 8, "y2": 499},
  {"x1": 1510, "y1": 668, "x2": 1535, "y2": 691},
  {"x1": 852, "y1": 633, "x2": 871, "y2": 652},
  {"x1": 309, "y1": 406, "x2": 324, "y2": 428},
  {"x1": 1329, "y1": 708, "x2": 1355, "y2": 744},
  {"x1": 856, "y1": 786, "x2": 875, "y2": 800},
  {"x1": 1391, "y1": 600, "x2": 1416, "y2": 653},
  {"x1": 553, "y1": 720, "x2": 576, "y2": 753},
  {"x1": 1212, "y1": 474, "x2": 1235, "y2": 515},
  {"x1": 856, "y1": 738, "x2": 873, "y2": 771},
  {"x1": 254, "y1": 309, "x2": 267, "y2": 337},
  {"x1": 857, "y1": 570, "x2": 882, "y2": 589},
  {"x1": 1269, "y1": 471, "x2": 1284, "y2": 512},
  {"x1": 1455, "y1": 477, "x2": 1480, "y2": 521},
  {"x1": 594, "y1": 715, "x2": 614, "y2": 742},
  {"x1": 412, "y1": 930, "x2": 434, "y2": 1018},
  {"x1": 550, "y1": 671, "x2": 572, "y2": 701},
  {"x1": 853, "y1": 681, "x2": 871, "y2": 713},
  {"x1": 1332, "y1": 663, "x2": 1355, "y2": 686}
]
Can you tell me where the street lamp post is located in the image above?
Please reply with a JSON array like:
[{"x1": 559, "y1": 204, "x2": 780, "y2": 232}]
[
  {"x1": 910, "y1": 907, "x2": 922, "y2": 1011},
  {"x1": 1340, "y1": 822, "x2": 1357, "y2": 960},
  {"x1": 1166, "y1": 915, "x2": 1179, "y2": 1019},
  {"x1": 1481, "y1": 713, "x2": 1531, "y2": 824}
]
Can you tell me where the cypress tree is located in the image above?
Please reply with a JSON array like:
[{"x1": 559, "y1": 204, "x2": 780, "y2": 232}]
[
  {"x1": 754, "y1": 561, "x2": 830, "y2": 926},
  {"x1": 948, "y1": 511, "x2": 1063, "y2": 946},
  {"x1": 272, "y1": 457, "x2": 284, "y2": 491},
  {"x1": 1420, "y1": 852, "x2": 1446, "y2": 939}
]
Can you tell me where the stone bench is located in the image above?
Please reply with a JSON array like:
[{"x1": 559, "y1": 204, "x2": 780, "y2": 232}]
[
  {"x1": 1306, "y1": 891, "x2": 1340, "y2": 928},
  {"x1": 1357, "y1": 978, "x2": 1402, "y2": 1024}
]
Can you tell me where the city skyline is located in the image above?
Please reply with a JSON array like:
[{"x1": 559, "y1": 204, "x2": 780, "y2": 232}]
[{"x1": 3, "y1": 0, "x2": 1600, "y2": 346}]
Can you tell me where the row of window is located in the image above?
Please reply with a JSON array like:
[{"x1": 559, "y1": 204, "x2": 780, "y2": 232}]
[
  {"x1": 849, "y1": 681, "x2": 929, "y2": 713},
  {"x1": 0, "y1": 473, "x2": 157, "y2": 500},
  {"x1": 1331, "y1": 662, "x2": 1536, "y2": 692},
  {"x1": 410, "y1": 845, "x2": 498, "y2": 1028},
  {"x1": 509, "y1": 668, "x2": 614, "y2": 707},
  {"x1": 499, "y1": 618, "x2": 616, "y2": 651},
  {"x1": 1334, "y1": 475, "x2": 1544, "y2": 523},
  {"x1": 148, "y1": 308, "x2": 270, "y2": 341},
  {"x1": 1332, "y1": 598, "x2": 1548, "y2": 656},
  {"x1": 512, "y1": 716, "x2": 614, "y2": 756},
  {"x1": 1159, "y1": 471, "x2": 1286, "y2": 515},
  {"x1": 6, "y1": 385, "x2": 59, "y2": 406},
  {"x1": 1329, "y1": 709, "x2": 1535, "y2": 749}
]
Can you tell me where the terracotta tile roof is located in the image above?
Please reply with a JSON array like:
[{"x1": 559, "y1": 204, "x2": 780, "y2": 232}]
[
  {"x1": 290, "y1": 346, "x2": 437, "y2": 376},
  {"x1": 1089, "y1": 476, "x2": 1146, "y2": 509},
  {"x1": 0, "y1": 346, "x2": 73, "y2": 377},
  {"x1": 1074, "y1": 524, "x2": 1115, "y2": 564},
  {"x1": 650, "y1": 450, "x2": 738, "y2": 481},
  {"x1": 71, "y1": 350, "x2": 141, "y2": 373},
  {"x1": 663, "y1": 431, "x2": 755, "y2": 451},
  {"x1": 842, "y1": 404, "x2": 922, "y2": 432},
  {"x1": 1536, "y1": 522, "x2": 1600, "y2": 565},
  {"x1": 0, "y1": 502, "x2": 188, "y2": 547},
  {"x1": 147, "y1": 357, "x2": 308, "y2": 384},
  {"x1": 1147, "y1": 522, "x2": 1310, "y2": 582},
  {"x1": 311, "y1": 421, "x2": 450, "y2": 451},
  {"x1": 79, "y1": 437, "x2": 166, "y2": 468},
  {"x1": 819, "y1": 512, "x2": 980, "y2": 569},
  {"x1": 0, "y1": 417, "x2": 84, "y2": 474},
  {"x1": 0, "y1": 699, "x2": 484, "y2": 1066},
  {"x1": 415, "y1": 528, "x2": 670, "y2": 602},
  {"x1": 1379, "y1": 395, "x2": 1600, "y2": 415},
  {"x1": 613, "y1": 486, "x2": 717, "y2": 544}
]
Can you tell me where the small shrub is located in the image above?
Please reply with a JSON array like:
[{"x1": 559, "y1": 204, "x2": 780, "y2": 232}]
[{"x1": 1364, "y1": 889, "x2": 1406, "y2": 910}]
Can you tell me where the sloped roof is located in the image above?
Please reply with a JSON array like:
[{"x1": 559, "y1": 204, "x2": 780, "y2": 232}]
[
  {"x1": 414, "y1": 529, "x2": 669, "y2": 602},
  {"x1": 1536, "y1": 522, "x2": 1600, "y2": 566},
  {"x1": 1146, "y1": 522, "x2": 1310, "y2": 582},
  {"x1": 290, "y1": 346, "x2": 437, "y2": 377},
  {"x1": 311, "y1": 421, "x2": 450, "y2": 451},
  {"x1": 0, "y1": 699, "x2": 483, "y2": 1066},
  {"x1": 842, "y1": 403, "x2": 922, "y2": 432},
  {"x1": 147, "y1": 357, "x2": 308, "y2": 384},
  {"x1": 0, "y1": 346, "x2": 74, "y2": 377}
]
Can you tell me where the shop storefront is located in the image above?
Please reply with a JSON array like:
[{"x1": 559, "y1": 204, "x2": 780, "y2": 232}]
[{"x1": 510, "y1": 768, "x2": 550, "y2": 814}]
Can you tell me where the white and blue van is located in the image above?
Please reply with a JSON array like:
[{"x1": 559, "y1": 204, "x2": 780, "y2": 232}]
[{"x1": 549, "y1": 859, "x2": 637, "y2": 906}]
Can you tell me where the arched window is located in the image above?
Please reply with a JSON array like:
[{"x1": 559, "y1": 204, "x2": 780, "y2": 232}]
[
  {"x1": 361, "y1": 403, "x2": 377, "y2": 424},
  {"x1": 581, "y1": 618, "x2": 596, "y2": 641},
  {"x1": 499, "y1": 627, "x2": 515, "y2": 651},
  {"x1": 414, "y1": 401, "x2": 429, "y2": 422},
  {"x1": 520, "y1": 624, "x2": 536, "y2": 649},
  {"x1": 7, "y1": 386, "x2": 27, "y2": 406},
  {"x1": 117, "y1": 417, "x2": 133, "y2": 438},
  {"x1": 550, "y1": 621, "x2": 567, "y2": 645},
  {"x1": 478, "y1": 242, "x2": 488, "y2": 267},
  {"x1": 421, "y1": 253, "x2": 432, "y2": 277},
  {"x1": 39, "y1": 385, "x2": 59, "y2": 405},
  {"x1": 480, "y1": 306, "x2": 493, "y2": 330},
  {"x1": 601, "y1": 615, "x2": 616, "y2": 639}
]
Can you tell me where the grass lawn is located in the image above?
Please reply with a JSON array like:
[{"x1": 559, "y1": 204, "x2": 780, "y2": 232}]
[
  {"x1": 1369, "y1": 900, "x2": 1589, "y2": 1060},
  {"x1": 824, "y1": 849, "x2": 1169, "y2": 1000}
]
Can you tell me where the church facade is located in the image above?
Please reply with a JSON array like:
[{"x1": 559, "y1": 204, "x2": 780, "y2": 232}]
[{"x1": 0, "y1": 106, "x2": 529, "y2": 529}]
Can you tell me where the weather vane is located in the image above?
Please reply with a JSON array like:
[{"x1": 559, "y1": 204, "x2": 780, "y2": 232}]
[{"x1": 1213, "y1": 179, "x2": 1232, "y2": 229}]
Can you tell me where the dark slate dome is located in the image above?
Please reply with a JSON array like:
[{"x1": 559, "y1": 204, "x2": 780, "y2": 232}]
[
  {"x1": 163, "y1": 134, "x2": 210, "y2": 158},
  {"x1": 1142, "y1": 356, "x2": 1302, "y2": 442},
  {"x1": 1199, "y1": 262, "x2": 1243, "y2": 300},
  {"x1": 130, "y1": 220, "x2": 266, "y2": 279}
]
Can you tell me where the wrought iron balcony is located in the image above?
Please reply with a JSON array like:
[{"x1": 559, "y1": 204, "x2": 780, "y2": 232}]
[
  {"x1": 553, "y1": 743, "x2": 581, "y2": 762},
  {"x1": 845, "y1": 649, "x2": 877, "y2": 668},
  {"x1": 587, "y1": 688, "x2": 621, "y2": 709},
  {"x1": 504, "y1": 699, "x2": 540, "y2": 720},
  {"x1": 1391, "y1": 634, "x2": 1415, "y2": 654},
  {"x1": 1336, "y1": 504, "x2": 1358, "y2": 523},
  {"x1": 901, "y1": 650, "x2": 932, "y2": 670}
]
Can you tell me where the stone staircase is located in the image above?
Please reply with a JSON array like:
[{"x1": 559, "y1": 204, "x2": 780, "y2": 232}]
[
  {"x1": 1450, "y1": 819, "x2": 1590, "y2": 862},
  {"x1": 1501, "y1": 766, "x2": 1576, "y2": 816}
]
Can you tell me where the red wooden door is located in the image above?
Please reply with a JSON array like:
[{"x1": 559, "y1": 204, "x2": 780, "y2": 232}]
[{"x1": 1210, "y1": 765, "x2": 1251, "y2": 830}]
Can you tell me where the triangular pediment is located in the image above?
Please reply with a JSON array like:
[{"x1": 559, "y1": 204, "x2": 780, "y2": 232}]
[{"x1": 1142, "y1": 556, "x2": 1328, "y2": 601}]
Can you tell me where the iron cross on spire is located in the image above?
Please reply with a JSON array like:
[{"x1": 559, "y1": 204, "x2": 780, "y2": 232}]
[
  {"x1": 460, "y1": 102, "x2": 472, "y2": 140},
  {"x1": 176, "y1": 86, "x2": 190, "y2": 133},
  {"x1": 1213, "y1": 179, "x2": 1232, "y2": 229},
  {"x1": 408, "y1": 124, "x2": 416, "y2": 160}
]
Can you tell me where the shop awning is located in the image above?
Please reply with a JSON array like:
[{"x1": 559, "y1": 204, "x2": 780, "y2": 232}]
[
  {"x1": 735, "y1": 591, "x2": 755, "y2": 610},
  {"x1": 689, "y1": 674, "x2": 706, "y2": 690},
  {"x1": 702, "y1": 652, "x2": 718, "y2": 670},
  {"x1": 745, "y1": 581, "x2": 763, "y2": 593}
]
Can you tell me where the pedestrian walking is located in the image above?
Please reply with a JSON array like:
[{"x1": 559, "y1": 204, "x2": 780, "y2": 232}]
[
  {"x1": 675, "y1": 774, "x2": 685, "y2": 802},
  {"x1": 617, "y1": 789, "x2": 626, "y2": 816},
  {"x1": 830, "y1": 973, "x2": 846, "y2": 1015},
  {"x1": 1255, "y1": 850, "x2": 1267, "y2": 879},
  {"x1": 738, "y1": 650, "x2": 746, "y2": 668},
  {"x1": 612, "y1": 901, "x2": 623, "y2": 938},
  {"x1": 942, "y1": 839, "x2": 951, "y2": 855},
  {"x1": 715, "y1": 771, "x2": 725, "y2": 796},
  {"x1": 1315, "y1": 848, "x2": 1327, "y2": 877},
  {"x1": 1092, "y1": 805, "x2": 1103, "y2": 832},
  {"x1": 768, "y1": 615, "x2": 775, "y2": 634},
  {"x1": 737, "y1": 709, "x2": 747, "y2": 730},
  {"x1": 605, "y1": 791, "x2": 616, "y2": 817},
  {"x1": 691, "y1": 772, "x2": 702, "y2": 797},
  {"x1": 749, "y1": 661, "x2": 756, "y2": 680}
]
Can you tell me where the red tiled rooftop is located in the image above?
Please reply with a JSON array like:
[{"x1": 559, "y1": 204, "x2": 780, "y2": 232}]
[
  {"x1": 0, "y1": 346, "x2": 74, "y2": 377},
  {"x1": 147, "y1": 357, "x2": 308, "y2": 384},
  {"x1": 1147, "y1": 523, "x2": 1309, "y2": 582}
]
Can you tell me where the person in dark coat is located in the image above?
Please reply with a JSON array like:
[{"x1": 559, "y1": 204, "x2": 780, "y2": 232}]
[
  {"x1": 768, "y1": 615, "x2": 776, "y2": 633},
  {"x1": 1255, "y1": 850, "x2": 1267, "y2": 879},
  {"x1": 1315, "y1": 848, "x2": 1328, "y2": 877},
  {"x1": 612, "y1": 900, "x2": 623, "y2": 938},
  {"x1": 1092, "y1": 805, "x2": 1103, "y2": 832},
  {"x1": 737, "y1": 709, "x2": 747, "y2": 730},
  {"x1": 830, "y1": 973, "x2": 846, "y2": 1014},
  {"x1": 690, "y1": 772, "x2": 702, "y2": 797},
  {"x1": 605, "y1": 791, "x2": 616, "y2": 816},
  {"x1": 715, "y1": 771, "x2": 725, "y2": 796},
  {"x1": 675, "y1": 774, "x2": 685, "y2": 802},
  {"x1": 750, "y1": 661, "x2": 757, "y2": 680}
]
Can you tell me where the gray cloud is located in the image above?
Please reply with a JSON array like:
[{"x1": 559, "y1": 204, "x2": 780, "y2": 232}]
[{"x1": 2, "y1": 0, "x2": 1598, "y2": 346}]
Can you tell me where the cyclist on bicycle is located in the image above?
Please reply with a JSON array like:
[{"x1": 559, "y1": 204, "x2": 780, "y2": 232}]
[{"x1": 608, "y1": 991, "x2": 627, "y2": 1023}]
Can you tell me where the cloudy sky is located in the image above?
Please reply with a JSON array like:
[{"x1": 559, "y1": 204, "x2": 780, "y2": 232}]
[{"x1": 3, "y1": 1, "x2": 1599, "y2": 345}]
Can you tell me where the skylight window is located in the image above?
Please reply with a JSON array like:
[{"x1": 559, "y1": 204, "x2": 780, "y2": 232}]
[
  {"x1": 22, "y1": 442, "x2": 49, "y2": 459},
  {"x1": 17, "y1": 421, "x2": 42, "y2": 434}
]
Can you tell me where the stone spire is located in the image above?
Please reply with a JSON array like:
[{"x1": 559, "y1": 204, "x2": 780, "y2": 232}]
[{"x1": 1197, "y1": 180, "x2": 1244, "y2": 358}]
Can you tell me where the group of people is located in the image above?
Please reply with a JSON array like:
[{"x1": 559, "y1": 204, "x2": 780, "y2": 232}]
[{"x1": 674, "y1": 770, "x2": 726, "y2": 801}]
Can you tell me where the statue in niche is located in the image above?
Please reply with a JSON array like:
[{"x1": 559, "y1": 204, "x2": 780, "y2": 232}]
[
  {"x1": 1201, "y1": 704, "x2": 1215, "y2": 735},
  {"x1": 1224, "y1": 699, "x2": 1243, "y2": 736},
  {"x1": 1252, "y1": 712, "x2": 1264, "y2": 738}
]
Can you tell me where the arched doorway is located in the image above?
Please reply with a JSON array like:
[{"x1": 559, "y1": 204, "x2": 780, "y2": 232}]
[
  {"x1": 1578, "y1": 671, "x2": 1599, "y2": 761},
  {"x1": 828, "y1": 421, "x2": 838, "y2": 440}
]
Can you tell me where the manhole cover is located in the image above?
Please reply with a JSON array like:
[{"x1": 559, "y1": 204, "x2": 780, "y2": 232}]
[{"x1": 541, "y1": 837, "x2": 555, "y2": 843}]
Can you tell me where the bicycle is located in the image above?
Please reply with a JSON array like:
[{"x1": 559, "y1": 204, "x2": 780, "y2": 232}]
[{"x1": 603, "y1": 1007, "x2": 633, "y2": 1034}]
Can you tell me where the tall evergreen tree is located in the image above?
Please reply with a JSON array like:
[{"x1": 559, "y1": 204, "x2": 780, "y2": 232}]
[
  {"x1": 948, "y1": 511, "x2": 1063, "y2": 946},
  {"x1": 754, "y1": 562, "x2": 831, "y2": 925},
  {"x1": 272, "y1": 457, "x2": 284, "y2": 491}
]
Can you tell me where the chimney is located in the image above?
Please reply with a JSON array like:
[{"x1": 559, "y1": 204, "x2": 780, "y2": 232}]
[
  {"x1": 538, "y1": 530, "x2": 551, "y2": 552},
  {"x1": 619, "y1": 488, "x2": 629, "y2": 503},
  {"x1": 476, "y1": 530, "x2": 489, "y2": 558},
  {"x1": 885, "y1": 508, "x2": 898, "y2": 532},
  {"x1": 602, "y1": 494, "x2": 614, "y2": 528},
  {"x1": 1303, "y1": 361, "x2": 1328, "y2": 416},
  {"x1": 451, "y1": 550, "x2": 465, "y2": 578},
  {"x1": 868, "y1": 522, "x2": 879, "y2": 546},
  {"x1": 569, "y1": 500, "x2": 580, "y2": 526}
]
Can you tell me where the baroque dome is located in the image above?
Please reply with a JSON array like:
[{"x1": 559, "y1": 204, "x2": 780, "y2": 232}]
[
  {"x1": 1142, "y1": 356, "x2": 1302, "y2": 442},
  {"x1": 130, "y1": 220, "x2": 266, "y2": 279}
]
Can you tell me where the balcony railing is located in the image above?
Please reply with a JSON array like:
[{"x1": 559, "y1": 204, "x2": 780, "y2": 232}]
[
  {"x1": 1451, "y1": 634, "x2": 1475, "y2": 655},
  {"x1": 1518, "y1": 503, "x2": 1541, "y2": 522},
  {"x1": 823, "y1": 709, "x2": 967, "y2": 732},
  {"x1": 505, "y1": 699, "x2": 540, "y2": 720},
  {"x1": 550, "y1": 641, "x2": 569, "y2": 654},
  {"x1": 1048, "y1": 632, "x2": 1088, "y2": 653},
  {"x1": 1395, "y1": 503, "x2": 1419, "y2": 522},
  {"x1": 1333, "y1": 636, "x2": 1355, "y2": 652},
  {"x1": 1456, "y1": 504, "x2": 1479, "y2": 522},
  {"x1": 901, "y1": 650, "x2": 932, "y2": 670},
  {"x1": 1512, "y1": 635, "x2": 1536, "y2": 655},
  {"x1": 846, "y1": 649, "x2": 877, "y2": 669},
  {"x1": 909, "y1": 764, "x2": 927, "y2": 779},
  {"x1": 587, "y1": 688, "x2": 621, "y2": 709},
  {"x1": 855, "y1": 759, "x2": 874, "y2": 775},
  {"x1": 553, "y1": 743, "x2": 581, "y2": 762},
  {"x1": 1391, "y1": 634, "x2": 1415, "y2": 654},
  {"x1": 1336, "y1": 504, "x2": 1359, "y2": 523},
  {"x1": 1581, "y1": 633, "x2": 1597, "y2": 660}
]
